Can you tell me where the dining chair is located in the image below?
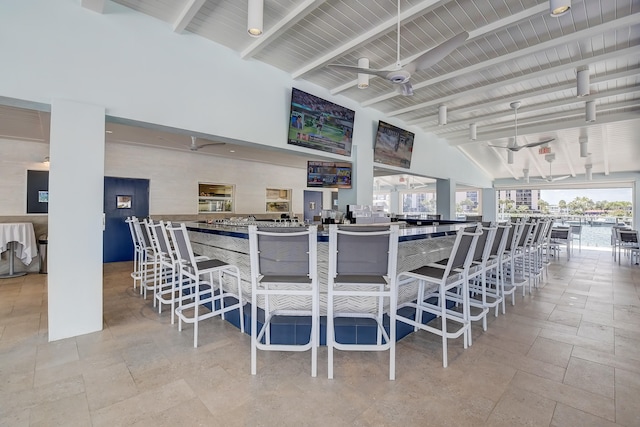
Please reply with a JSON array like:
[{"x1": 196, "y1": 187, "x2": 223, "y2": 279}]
[{"x1": 618, "y1": 229, "x2": 639, "y2": 265}]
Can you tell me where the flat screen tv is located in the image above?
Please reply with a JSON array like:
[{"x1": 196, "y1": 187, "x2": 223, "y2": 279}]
[
  {"x1": 288, "y1": 88, "x2": 355, "y2": 157},
  {"x1": 307, "y1": 161, "x2": 352, "y2": 189},
  {"x1": 373, "y1": 120, "x2": 415, "y2": 169}
]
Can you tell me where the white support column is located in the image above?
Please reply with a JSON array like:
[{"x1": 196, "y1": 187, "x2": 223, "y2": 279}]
[
  {"x1": 337, "y1": 146, "x2": 374, "y2": 211},
  {"x1": 482, "y1": 188, "x2": 497, "y2": 222},
  {"x1": 48, "y1": 99, "x2": 105, "y2": 341},
  {"x1": 436, "y1": 179, "x2": 455, "y2": 220}
]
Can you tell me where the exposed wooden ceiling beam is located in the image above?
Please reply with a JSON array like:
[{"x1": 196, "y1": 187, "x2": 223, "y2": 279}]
[
  {"x1": 173, "y1": 0, "x2": 206, "y2": 33},
  {"x1": 291, "y1": 0, "x2": 447, "y2": 79},
  {"x1": 445, "y1": 100, "x2": 640, "y2": 146},
  {"x1": 373, "y1": 14, "x2": 640, "y2": 112},
  {"x1": 332, "y1": 3, "x2": 547, "y2": 97},
  {"x1": 81, "y1": 0, "x2": 105, "y2": 14},
  {"x1": 241, "y1": 0, "x2": 326, "y2": 59},
  {"x1": 405, "y1": 68, "x2": 640, "y2": 127}
]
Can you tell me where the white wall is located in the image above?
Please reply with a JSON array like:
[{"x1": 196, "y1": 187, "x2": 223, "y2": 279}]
[
  {"x1": 0, "y1": 0, "x2": 492, "y2": 193},
  {"x1": 0, "y1": 140, "x2": 49, "y2": 214},
  {"x1": 105, "y1": 143, "x2": 312, "y2": 215},
  {"x1": 0, "y1": 138, "x2": 322, "y2": 216}
]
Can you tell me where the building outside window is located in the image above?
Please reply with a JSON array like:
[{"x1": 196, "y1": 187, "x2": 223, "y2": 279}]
[{"x1": 401, "y1": 191, "x2": 436, "y2": 214}]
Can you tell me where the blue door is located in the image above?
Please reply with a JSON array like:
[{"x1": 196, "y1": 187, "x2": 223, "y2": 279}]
[
  {"x1": 303, "y1": 190, "x2": 323, "y2": 223},
  {"x1": 103, "y1": 177, "x2": 150, "y2": 263}
]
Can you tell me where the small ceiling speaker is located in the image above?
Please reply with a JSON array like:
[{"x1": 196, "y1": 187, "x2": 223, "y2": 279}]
[
  {"x1": 577, "y1": 69, "x2": 590, "y2": 97},
  {"x1": 357, "y1": 58, "x2": 370, "y2": 89},
  {"x1": 585, "y1": 164, "x2": 593, "y2": 181},
  {"x1": 523, "y1": 168, "x2": 530, "y2": 183},
  {"x1": 585, "y1": 100, "x2": 596, "y2": 122},
  {"x1": 469, "y1": 122, "x2": 477, "y2": 140},
  {"x1": 550, "y1": 0, "x2": 571, "y2": 17},
  {"x1": 438, "y1": 105, "x2": 447, "y2": 126},
  {"x1": 579, "y1": 136, "x2": 588, "y2": 157},
  {"x1": 507, "y1": 150, "x2": 514, "y2": 164},
  {"x1": 247, "y1": 0, "x2": 264, "y2": 37}
]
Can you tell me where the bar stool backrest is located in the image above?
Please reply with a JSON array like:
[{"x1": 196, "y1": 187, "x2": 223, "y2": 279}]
[
  {"x1": 334, "y1": 225, "x2": 395, "y2": 277},
  {"x1": 254, "y1": 226, "x2": 316, "y2": 278},
  {"x1": 619, "y1": 229, "x2": 639, "y2": 244},
  {"x1": 517, "y1": 222, "x2": 534, "y2": 248},
  {"x1": 490, "y1": 223, "x2": 509, "y2": 257},
  {"x1": 167, "y1": 223, "x2": 196, "y2": 268},
  {"x1": 449, "y1": 224, "x2": 482, "y2": 271}
]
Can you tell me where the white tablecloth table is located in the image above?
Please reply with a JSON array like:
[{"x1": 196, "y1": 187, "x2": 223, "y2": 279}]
[{"x1": 0, "y1": 223, "x2": 38, "y2": 278}]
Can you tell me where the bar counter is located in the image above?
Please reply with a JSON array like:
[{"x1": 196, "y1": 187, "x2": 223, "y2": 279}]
[{"x1": 186, "y1": 221, "x2": 466, "y2": 314}]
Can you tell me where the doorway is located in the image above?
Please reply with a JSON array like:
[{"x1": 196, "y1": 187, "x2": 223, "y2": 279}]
[
  {"x1": 103, "y1": 177, "x2": 150, "y2": 262},
  {"x1": 303, "y1": 190, "x2": 323, "y2": 223}
]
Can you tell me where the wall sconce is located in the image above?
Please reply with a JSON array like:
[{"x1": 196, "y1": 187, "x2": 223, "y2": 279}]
[
  {"x1": 585, "y1": 100, "x2": 596, "y2": 122},
  {"x1": 438, "y1": 105, "x2": 447, "y2": 126},
  {"x1": 585, "y1": 163, "x2": 593, "y2": 181},
  {"x1": 579, "y1": 136, "x2": 589, "y2": 157},
  {"x1": 469, "y1": 122, "x2": 477, "y2": 140},
  {"x1": 507, "y1": 150, "x2": 514, "y2": 164},
  {"x1": 577, "y1": 69, "x2": 590, "y2": 97},
  {"x1": 357, "y1": 58, "x2": 370, "y2": 89},
  {"x1": 550, "y1": 0, "x2": 571, "y2": 17},
  {"x1": 523, "y1": 168, "x2": 530, "y2": 183},
  {"x1": 247, "y1": 0, "x2": 263, "y2": 37}
]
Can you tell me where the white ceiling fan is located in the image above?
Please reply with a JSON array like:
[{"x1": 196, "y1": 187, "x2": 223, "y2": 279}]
[
  {"x1": 531, "y1": 153, "x2": 571, "y2": 182},
  {"x1": 488, "y1": 101, "x2": 555, "y2": 151},
  {"x1": 188, "y1": 136, "x2": 225, "y2": 151},
  {"x1": 328, "y1": 0, "x2": 468, "y2": 96}
]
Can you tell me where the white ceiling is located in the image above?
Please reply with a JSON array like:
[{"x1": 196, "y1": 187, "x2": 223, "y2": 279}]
[{"x1": 1, "y1": 0, "x2": 639, "y2": 188}]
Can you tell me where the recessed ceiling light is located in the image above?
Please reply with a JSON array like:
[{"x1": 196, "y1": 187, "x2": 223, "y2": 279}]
[
  {"x1": 105, "y1": 130, "x2": 113, "y2": 134},
  {"x1": 229, "y1": 150, "x2": 236, "y2": 153}
]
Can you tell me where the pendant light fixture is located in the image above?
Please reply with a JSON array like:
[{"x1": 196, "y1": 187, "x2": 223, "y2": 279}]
[
  {"x1": 585, "y1": 164, "x2": 593, "y2": 181},
  {"x1": 507, "y1": 150, "x2": 514, "y2": 164},
  {"x1": 469, "y1": 123, "x2": 477, "y2": 140},
  {"x1": 523, "y1": 168, "x2": 530, "y2": 183},
  {"x1": 585, "y1": 100, "x2": 596, "y2": 122},
  {"x1": 577, "y1": 69, "x2": 590, "y2": 97},
  {"x1": 438, "y1": 105, "x2": 447, "y2": 126},
  {"x1": 247, "y1": 0, "x2": 263, "y2": 37},
  {"x1": 550, "y1": 0, "x2": 571, "y2": 17},
  {"x1": 579, "y1": 136, "x2": 589, "y2": 157},
  {"x1": 357, "y1": 58, "x2": 370, "y2": 89}
]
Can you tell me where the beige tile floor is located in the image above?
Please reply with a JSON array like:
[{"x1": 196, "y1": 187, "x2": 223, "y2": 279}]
[{"x1": 1, "y1": 248, "x2": 639, "y2": 426}]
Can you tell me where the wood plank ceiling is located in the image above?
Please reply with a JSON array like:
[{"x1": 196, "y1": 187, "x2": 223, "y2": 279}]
[{"x1": 4, "y1": 0, "x2": 639, "y2": 187}]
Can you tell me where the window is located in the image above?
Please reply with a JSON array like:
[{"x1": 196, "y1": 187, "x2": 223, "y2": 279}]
[
  {"x1": 373, "y1": 192, "x2": 390, "y2": 213},
  {"x1": 401, "y1": 191, "x2": 436, "y2": 215},
  {"x1": 198, "y1": 183, "x2": 234, "y2": 213},
  {"x1": 265, "y1": 188, "x2": 291, "y2": 213},
  {"x1": 456, "y1": 190, "x2": 481, "y2": 217}
]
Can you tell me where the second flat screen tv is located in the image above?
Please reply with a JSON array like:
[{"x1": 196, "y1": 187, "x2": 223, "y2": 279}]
[
  {"x1": 288, "y1": 88, "x2": 355, "y2": 157},
  {"x1": 307, "y1": 161, "x2": 352, "y2": 189},
  {"x1": 373, "y1": 121, "x2": 415, "y2": 169}
]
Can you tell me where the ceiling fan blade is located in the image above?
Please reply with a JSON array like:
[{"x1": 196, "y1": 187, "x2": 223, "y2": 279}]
[
  {"x1": 410, "y1": 32, "x2": 469, "y2": 72},
  {"x1": 327, "y1": 64, "x2": 391, "y2": 79},
  {"x1": 523, "y1": 138, "x2": 555, "y2": 149},
  {"x1": 197, "y1": 142, "x2": 225, "y2": 149},
  {"x1": 551, "y1": 175, "x2": 571, "y2": 182},
  {"x1": 487, "y1": 143, "x2": 510, "y2": 150}
]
